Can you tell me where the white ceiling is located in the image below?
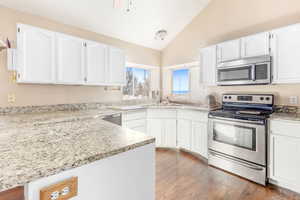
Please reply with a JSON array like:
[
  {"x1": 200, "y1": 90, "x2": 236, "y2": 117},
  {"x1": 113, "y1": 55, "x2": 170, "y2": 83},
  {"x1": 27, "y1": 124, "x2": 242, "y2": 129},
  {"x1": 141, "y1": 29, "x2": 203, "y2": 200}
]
[{"x1": 0, "y1": 0, "x2": 210, "y2": 50}]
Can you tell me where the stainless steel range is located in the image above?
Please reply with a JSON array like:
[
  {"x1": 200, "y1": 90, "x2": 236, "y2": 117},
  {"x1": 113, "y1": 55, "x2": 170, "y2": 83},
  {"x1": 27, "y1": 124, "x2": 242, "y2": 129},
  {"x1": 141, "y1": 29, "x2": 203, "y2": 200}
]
[{"x1": 208, "y1": 94, "x2": 274, "y2": 185}]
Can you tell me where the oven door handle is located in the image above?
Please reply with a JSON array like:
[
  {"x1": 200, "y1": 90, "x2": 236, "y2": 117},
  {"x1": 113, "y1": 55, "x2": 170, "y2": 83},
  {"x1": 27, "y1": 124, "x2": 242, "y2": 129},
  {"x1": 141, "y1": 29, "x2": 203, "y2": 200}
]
[
  {"x1": 209, "y1": 151, "x2": 264, "y2": 171},
  {"x1": 209, "y1": 116, "x2": 265, "y2": 125}
]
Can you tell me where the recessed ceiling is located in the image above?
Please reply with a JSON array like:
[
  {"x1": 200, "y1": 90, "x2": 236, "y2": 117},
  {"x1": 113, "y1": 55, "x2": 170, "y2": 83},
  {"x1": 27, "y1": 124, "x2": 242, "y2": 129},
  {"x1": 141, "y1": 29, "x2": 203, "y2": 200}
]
[{"x1": 0, "y1": 0, "x2": 211, "y2": 50}]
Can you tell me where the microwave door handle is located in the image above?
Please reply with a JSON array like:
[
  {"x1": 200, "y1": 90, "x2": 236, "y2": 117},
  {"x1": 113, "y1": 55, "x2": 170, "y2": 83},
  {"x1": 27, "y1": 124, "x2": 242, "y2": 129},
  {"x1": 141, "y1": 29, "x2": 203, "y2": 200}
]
[{"x1": 251, "y1": 64, "x2": 256, "y2": 81}]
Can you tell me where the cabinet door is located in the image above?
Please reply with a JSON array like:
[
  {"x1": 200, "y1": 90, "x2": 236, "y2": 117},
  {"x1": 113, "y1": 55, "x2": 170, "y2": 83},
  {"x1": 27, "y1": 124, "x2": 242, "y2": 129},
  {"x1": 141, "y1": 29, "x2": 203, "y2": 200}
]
[
  {"x1": 56, "y1": 34, "x2": 85, "y2": 84},
  {"x1": 271, "y1": 24, "x2": 300, "y2": 83},
  {"x1": 147, "y1": 119, "x2": 163, "y2": 147},
  {"x1": 107, "y1": 47, "x2": 126, "y2": 85},
  {"x1": 17, "y1": 24, "x2": 55, "y2": 83},
  {"x1": 217, "y1": 39, "x2": 241, "y2": 63},
  {"x1": 199, "y1": 45, "x2": 216, "y2": 85},
  {"x1": 191, "y1": 121, "x2": 208, "y2": 158},
  {"x1": 163, "y1": 119, "x2": 177, "y2": 148},
  {"x1": 269, "y1": 134, "x2": 300, "y2": 189},
  {"x1": 241, "y1": 32, "x2": 270, "y2": 58},
  {"x1": 85, "y1": 41, "x2": 107, "y2": 85},
  {"x1": 177, "y1": 119, "x2": 192, "y2": 150}
]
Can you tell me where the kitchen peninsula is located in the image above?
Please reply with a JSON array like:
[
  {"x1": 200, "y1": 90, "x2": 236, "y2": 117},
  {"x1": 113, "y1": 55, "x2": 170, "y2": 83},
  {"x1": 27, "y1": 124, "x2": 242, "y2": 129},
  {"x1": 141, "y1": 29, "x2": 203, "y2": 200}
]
[{"x1": 0, "y1": 107, "x2": 155, "y2": 200}]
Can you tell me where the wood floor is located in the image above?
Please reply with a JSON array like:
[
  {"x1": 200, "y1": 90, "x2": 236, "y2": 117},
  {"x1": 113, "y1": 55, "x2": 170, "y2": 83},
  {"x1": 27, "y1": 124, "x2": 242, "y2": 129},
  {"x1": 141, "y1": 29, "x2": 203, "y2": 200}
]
[{"x1": 156, "y1": 149, "x2": 300, "y2": 200}]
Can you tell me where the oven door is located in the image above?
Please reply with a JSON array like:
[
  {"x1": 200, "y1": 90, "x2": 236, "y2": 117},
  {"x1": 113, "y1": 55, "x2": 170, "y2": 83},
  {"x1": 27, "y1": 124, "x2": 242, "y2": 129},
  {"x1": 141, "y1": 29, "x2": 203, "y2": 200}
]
[{"x1": 208, "y1": 117, "x2": 266, "y2": 166}]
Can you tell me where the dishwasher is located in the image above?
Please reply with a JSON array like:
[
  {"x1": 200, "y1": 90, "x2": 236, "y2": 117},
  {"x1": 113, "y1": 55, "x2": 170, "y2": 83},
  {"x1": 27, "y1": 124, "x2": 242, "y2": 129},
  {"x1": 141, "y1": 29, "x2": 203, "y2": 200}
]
[{"x1": 102, "y1": 113, "x2": 122, "y2": 126}]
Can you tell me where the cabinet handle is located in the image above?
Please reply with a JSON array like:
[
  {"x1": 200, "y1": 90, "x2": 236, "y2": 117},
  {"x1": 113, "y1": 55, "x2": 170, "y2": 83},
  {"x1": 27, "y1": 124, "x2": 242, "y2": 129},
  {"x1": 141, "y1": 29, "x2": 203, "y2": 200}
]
[{"x1": 84, "y1": 77, "x2": 87, "y2": 82}]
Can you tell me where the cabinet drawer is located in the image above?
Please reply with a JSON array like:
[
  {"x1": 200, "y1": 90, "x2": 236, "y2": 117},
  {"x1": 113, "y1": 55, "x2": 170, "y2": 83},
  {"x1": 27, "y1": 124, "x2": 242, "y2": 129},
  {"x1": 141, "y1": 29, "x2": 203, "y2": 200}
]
[
  {"x1": 270, "y1": 120, "x2": 300, "y2": 138},
  {"x1": 147, "y1": 109, "x2": 177, "y2": 119},
  {"x1": 123, "y1": 110, "x2": 147, "y2": 121},
  {"x1": 177, "y1": 110, "x2": 208, "y2": 122},
  {"x1": 124, "y1": 119, "x2": 146, "y2": 129}
]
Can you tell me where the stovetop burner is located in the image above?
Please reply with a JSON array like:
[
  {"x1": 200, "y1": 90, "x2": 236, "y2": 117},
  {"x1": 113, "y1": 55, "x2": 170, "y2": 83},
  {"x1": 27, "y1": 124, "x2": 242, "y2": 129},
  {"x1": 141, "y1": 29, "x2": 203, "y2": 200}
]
[
  {"x1": 209, "y1": 108, "x2": 271, "y2": 122},
  {"x1": 209, "y1": 94, "x2": 274, "y2": 122}
]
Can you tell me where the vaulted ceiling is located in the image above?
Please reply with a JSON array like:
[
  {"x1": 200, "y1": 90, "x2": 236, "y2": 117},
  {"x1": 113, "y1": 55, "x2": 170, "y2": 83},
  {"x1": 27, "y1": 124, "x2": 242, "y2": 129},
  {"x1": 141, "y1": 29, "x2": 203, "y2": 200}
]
[{"x1": 0, "y1": 0, "x2": 211, "y2": 50}]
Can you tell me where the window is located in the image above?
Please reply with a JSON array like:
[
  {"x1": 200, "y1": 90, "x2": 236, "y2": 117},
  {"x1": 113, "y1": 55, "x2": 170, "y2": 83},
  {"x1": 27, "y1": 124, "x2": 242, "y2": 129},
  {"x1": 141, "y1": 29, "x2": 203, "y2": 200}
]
[
  {"x1": 172, "y1": 69, "x2": 189, "y2": 94},
  {"x1": 123, "y1": 67, "x2": 150, "y2": 99}
]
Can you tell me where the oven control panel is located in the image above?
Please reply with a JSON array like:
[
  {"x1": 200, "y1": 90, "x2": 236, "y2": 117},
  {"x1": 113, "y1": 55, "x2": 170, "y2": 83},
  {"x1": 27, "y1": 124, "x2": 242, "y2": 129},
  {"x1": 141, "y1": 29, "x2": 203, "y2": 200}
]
[{"x1": 223, "y1": 94, "x2": 273, "y2": 105}]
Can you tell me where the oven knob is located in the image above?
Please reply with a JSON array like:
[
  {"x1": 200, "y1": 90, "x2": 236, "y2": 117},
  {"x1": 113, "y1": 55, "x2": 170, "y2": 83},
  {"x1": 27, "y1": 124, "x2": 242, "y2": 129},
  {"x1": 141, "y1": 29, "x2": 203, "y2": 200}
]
[
  {"x1": 224, "y1": 96, "x2": 228, "y2": 99},
  {"x1": 228, "y1": 96, "x2": 232, "y2": 99},
  {"x1": 266, "y1": 97, "x2": 270, "y2": 101},
  {"x1": 260, "y1": 97, "x2": 264, "y2": 101}
]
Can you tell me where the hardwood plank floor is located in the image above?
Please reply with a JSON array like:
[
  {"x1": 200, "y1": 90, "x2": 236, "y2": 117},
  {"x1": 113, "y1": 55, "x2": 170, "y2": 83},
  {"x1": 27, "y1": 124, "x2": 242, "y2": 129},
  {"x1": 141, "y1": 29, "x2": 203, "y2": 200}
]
[
  {"x1": 0, "y1": 187, "x2": 24, "y2": 200},
  {"x1": 156, "y1": 149, "x2": 300, "y2": 200}
]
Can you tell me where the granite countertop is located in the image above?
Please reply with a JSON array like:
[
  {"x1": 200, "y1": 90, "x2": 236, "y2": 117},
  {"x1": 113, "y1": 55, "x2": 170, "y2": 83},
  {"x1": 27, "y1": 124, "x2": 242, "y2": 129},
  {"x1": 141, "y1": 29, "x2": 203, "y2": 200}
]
[
  {"x1": 0, "y1": 108, "x2": 121, "y2": 130},
  {"x1": 270, "y1": 113, "x2": 300, "y2": 122},
  {"x1": 0, "y1": 109, "x2": 154, "y2": 192}
]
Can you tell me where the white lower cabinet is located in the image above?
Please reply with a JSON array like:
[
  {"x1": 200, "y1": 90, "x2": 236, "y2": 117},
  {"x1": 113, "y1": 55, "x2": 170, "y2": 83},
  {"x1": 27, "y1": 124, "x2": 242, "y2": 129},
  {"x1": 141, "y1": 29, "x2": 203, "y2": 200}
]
[
  {"x1": 177, "y1": 119, "x2": 192, "y2": 150},
  {"x1": 125, "y1": 108, "x2": 208, "y2": 157},
  {"x1": 163, "y1": 119, "x2": 177, "y2": 148},
  {"x1": 122, "y1": 110, "x2": 147, "y2": 134},
  {"x1": 147, "y1": 118, "x2": 177, "y2": 148},
  {"x1": 147, "y1": 119, "x2": 163, "y2": 146},
  {"x1": 177, "y1": 110, "x2": 208, "y2": 158},
  {"x1": 191, "y1": 121, "x2": 208, "y2": 158},
  {"x1": 269, "y1": 119, "x2": 300, "y2": 193},
  {"x1": 147, "y1": 109, "x2": 177, "y2": 148}
]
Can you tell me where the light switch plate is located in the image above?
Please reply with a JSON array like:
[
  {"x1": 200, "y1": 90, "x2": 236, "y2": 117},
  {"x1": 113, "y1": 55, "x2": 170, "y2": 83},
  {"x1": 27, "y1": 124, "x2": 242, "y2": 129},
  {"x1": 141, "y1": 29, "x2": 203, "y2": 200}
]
[
  {"x1": 7, "y1": 93, "x2": 16, "y2": 103},
  {"x1": 7, "y1": 48, "x2": 17, "y2": 71}
]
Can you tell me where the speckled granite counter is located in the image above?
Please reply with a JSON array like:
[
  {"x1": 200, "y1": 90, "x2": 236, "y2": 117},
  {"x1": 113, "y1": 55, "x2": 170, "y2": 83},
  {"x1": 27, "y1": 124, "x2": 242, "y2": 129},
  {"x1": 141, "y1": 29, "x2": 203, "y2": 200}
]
[
  {"x1": 270, "y1": 113, "x2": 300, "y2": 122},
  {"x1": 0, "y1": 109, "x2": 154, "y2": 192},
  {"x1": 0, "y1": 108, "x2": 121, "y2": 130}
]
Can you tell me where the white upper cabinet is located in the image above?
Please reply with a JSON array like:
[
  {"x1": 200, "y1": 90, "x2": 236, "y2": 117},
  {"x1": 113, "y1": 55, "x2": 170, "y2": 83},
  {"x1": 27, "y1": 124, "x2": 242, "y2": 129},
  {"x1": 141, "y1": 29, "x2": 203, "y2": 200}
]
[
  {"x1": 199, "y1": 45, "x2": 216, "y2": 85},
  {"x1": 56, "y1": 34, "x2": 85, "y2": 84},
  {"x1": 17, "y1": 24, "x2": 56, "y2": 83},
  {"x1": 85, "y1": 41, "x2": 107, "y2": 85},
  {"x1": 271, "y1": 24, "x2": 300, "y2": 84},
  {"x1": 16, "y1": 24, "x2": 126, "y2": 86},
  {"x1": 217, "y1": 39, "x2": 241, "y2": 63},
  {"x1": 107, "y1": 47, "x2": 126, "y2": 85},
  {"x1": 241, "y1": 32, "x2": 270, "y2": 58}
]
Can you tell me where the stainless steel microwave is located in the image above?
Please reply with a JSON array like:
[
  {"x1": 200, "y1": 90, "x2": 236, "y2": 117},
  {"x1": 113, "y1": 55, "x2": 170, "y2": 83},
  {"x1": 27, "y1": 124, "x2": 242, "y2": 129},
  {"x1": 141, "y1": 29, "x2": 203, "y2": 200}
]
[{"x1": 216, "y1": 56, "x2": 271, "y2": 86}]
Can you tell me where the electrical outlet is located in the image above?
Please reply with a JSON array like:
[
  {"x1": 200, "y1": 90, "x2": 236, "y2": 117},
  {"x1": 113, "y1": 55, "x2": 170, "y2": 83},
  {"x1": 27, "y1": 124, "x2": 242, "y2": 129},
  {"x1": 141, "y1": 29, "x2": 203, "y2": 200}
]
[
  {"x1": 50, "y1": 191, "x2": 59, "y2": 200},
  {"x1": 40, "y1": 177, "x2": 77, "y2": 200},
  {"x1": 289, "y1": 96, "x2": 299, "y2": 105},
  {"x1": 61, "y1": 187, "x2": 70, "y2": 196},
  {"x1": 7, "y1": 93, "x2": 16, "y2": 103}
]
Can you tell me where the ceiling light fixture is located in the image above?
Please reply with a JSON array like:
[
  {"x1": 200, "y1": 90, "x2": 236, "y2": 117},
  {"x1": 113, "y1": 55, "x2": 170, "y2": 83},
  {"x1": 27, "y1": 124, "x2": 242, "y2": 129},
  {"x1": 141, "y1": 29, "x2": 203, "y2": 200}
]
[
  {"x1": 155, "y1": 30, "x2": 168, "y2": 41},
  {"x1": 114, "y1": 0, "x2": 133, "y2": 12}
]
